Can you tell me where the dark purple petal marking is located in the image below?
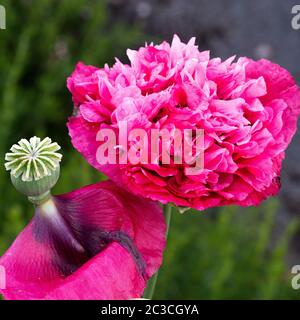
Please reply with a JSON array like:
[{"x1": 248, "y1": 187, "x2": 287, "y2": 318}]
[
  {"x1": 32, "y1": 199, "x2": 146, "y2": 278},
  {"x1": 33, "y1": 206, "x2": 90, "y2": 276},
  {"x1": 102, "y1": 231, "x2": 147, "y2": 278}
]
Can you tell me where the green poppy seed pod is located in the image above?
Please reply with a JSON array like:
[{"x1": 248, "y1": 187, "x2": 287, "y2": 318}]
[{"x1": 5, "y1": 137, "x2": 62, "y2": 205}]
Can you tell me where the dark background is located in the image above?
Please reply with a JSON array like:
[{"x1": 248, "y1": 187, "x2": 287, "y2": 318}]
[{"x1": 0, "y1": 0, "x2": 300, "y2": 299}]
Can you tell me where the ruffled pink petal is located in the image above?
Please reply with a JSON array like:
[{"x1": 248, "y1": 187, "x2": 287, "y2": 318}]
[{"x1": 67, "y1": 62, "x2": 100, "y2": 106}]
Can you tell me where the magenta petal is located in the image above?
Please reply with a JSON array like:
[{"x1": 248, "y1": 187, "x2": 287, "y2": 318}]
[
  {"x1": 0, "y1": 181, "x2": 166, "y2": 300},
  {"x1": 44, "y1": 243, "x2": 145, "y2": 300},
  {"x1": 55, "y1": 180, "x2": 166, "y2": 279}
]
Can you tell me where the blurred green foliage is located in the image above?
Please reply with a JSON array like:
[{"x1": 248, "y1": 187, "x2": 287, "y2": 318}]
[
  {"x1": 155, "y1": 201, "x2": 300, "y2": 299},
  {"x1": 0, "y1": 0, "x2": 299, "y2": 300}
]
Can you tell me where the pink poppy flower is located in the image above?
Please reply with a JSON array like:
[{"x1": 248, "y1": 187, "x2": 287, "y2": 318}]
[
  {"x1": 67, "y1": 35, "x2": 300, "y2": 210},
  {"x1": 0, "y1": 180, "x2": 166, "y2": 300}
]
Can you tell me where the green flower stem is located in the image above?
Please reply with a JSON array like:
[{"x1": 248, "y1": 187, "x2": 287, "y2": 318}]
[
  {"x1": 143, "y1": 203, "x2": 172, "y2": 299},
  {"x1": 28, "y1": 190, "x2": 51, "y2": 206}
]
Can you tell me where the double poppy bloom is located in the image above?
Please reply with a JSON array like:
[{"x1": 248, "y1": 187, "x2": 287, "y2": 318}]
[{"x1": 68, "y1": 35, "x2": 300, "y2": 210}]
